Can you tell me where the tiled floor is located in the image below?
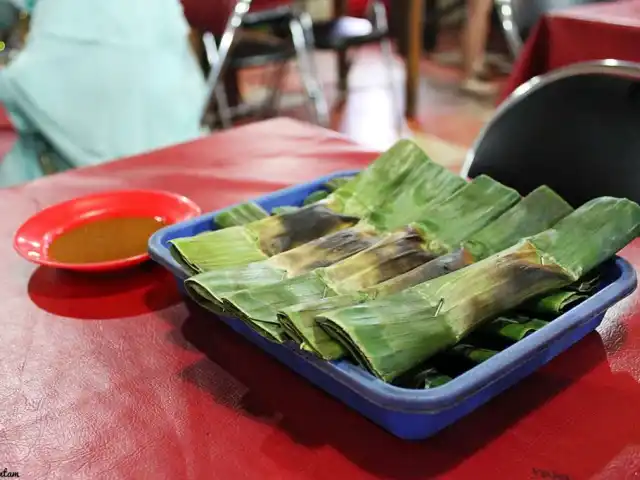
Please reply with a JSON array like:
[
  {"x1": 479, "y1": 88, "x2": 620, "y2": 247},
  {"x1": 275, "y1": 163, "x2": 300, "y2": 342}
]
[{"x1": 238, "y1": 32, "x2": 507, "y2": 173}]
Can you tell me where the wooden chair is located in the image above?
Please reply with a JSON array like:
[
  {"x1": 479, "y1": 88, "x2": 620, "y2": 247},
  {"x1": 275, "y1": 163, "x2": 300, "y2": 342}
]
[
  {"x1": 461, "y1": 60, "x2": 640, "y2": 206},
  {"x1": 182, "y1": 0, "x2": 329, "y2": 128}
]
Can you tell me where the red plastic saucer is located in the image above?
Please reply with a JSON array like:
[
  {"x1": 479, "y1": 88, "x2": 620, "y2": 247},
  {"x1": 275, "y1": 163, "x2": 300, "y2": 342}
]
[{"x1": 14, "y1": 190, "x2": 201, "y2": 272}]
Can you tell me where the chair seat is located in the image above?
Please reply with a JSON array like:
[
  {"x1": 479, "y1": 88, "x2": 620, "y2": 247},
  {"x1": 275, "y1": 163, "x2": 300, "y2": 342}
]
[
  {"x1": 312, "y1": 17, "x2": 388, "y2": 50},
  {"x1": 227, "y1": 34, "x2": 295, "y2": 69}
]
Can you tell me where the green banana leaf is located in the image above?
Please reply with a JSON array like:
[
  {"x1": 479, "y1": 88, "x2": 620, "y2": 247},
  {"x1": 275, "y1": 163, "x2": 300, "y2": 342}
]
[
  {"x1": 271, "y1": 206, "x2": 300, "y2": 216},
  {"x1": 215, "y1": 202, "x2": 270, "y2": 229},
  {"x1": 524, "y1": 290, "x2": 589, "y2": 316},
  {"x1": 183, "y1": 160, "x2": 465, "y2": 313},
  {"x1": 169, "y1": 139, "x2": 435, "y2": 273},
  {"x1": 274, "y1": 186, "x2": 573, "y2": 358},
  {"x1": 220, "y1": 176, "x2": 519, "y2": 334},
  {"x1": 474, "y1": 316, "x2": 549, "y2": 346},
  {"x1": 303, "y1": 190, "x2": 330, "y2": 206},
  {"x1": 462, "y1": 186, "x2": 573, "y2": 260},
  {"x1": 325, "y1": 176, "x2": 357, "y2": 192},
  {"x1": 316, "y1": 197, "x2": 640, "y2": 381},
  {"x1": 394, "y1": 367, "x2": 452, "y2": 390}
]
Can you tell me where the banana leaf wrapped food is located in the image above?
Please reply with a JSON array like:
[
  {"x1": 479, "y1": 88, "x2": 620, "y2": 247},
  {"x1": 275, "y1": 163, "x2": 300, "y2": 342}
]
[
  {"x1": 272, "y1": 186, "x2": 572, "y2": 358},
  {"x1": 317, "y1": 197, "x2": 640, "y2": 381},
  {"x1": 168, "y1": 140, "x2": 434, "y2": 273},
  {"x1": 523, "y1": 290, "x2": 589, "y2": 316},
  {"x1": 183, "y1": 160, "x2": 466, "y2": 312},
  {"x1": 217, "y1": 176, "x2": 520, "y2": 339},
  {"x1": 398, "y1": 344, "x2": 500, "y2": 389},
  {"x1": 271, "y1": 206, "x2": 300, "y2": 216},
  {"x1": 370, "y1": 185, "x2": 573, "y2": 295},
  {"x1": 394, "y1": 367, "x2": 453, "y2": 390},
  {"x1": 435, "y1": 344, "x2": 499, "y2": 375},
  {"x1": 468, "y1": 316, "x2": 550, "y2": 349},
  {"x1": 325, "y1": 176, "x2": 357, "y2": 192},
  {"x1": 215, "y1": 202, "x2": 270, "y2": 229},
  {"x1": 222, "y1": 180, "x2": 348, "y2": 223},
  {"x1": 303, "y1": 190, "x2": 330, "y2": 206}
]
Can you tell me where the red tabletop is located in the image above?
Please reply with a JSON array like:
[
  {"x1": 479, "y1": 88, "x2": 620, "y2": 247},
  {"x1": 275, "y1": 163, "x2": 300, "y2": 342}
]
[
  {"x1": 0, "y1": 106, "x2": 16, "y2": 161},
  {"x1": 0, "y1": 106, "x2": 12, "y2": 129},
  {"x1": 3, "y1": 118, "x2": 640, "y2": 479},
  {"x1": 500, "y1": 0, "x2": 640, "y2": 103}
]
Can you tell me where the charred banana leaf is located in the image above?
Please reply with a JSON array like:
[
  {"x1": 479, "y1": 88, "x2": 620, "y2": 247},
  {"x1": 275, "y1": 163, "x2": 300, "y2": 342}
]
[
  {"x1": 183, "y1": 159, "x2": 465, "y2": 313},
  {"x1": 169, "y1": 139, "x2": 434, "y2": 273},
  {"x1": 220, "y1": 177, "x2": 519, "y2": 333},
  {"x1": 215, "y1": 202, "x2": 270, "y2": 229},
  {"x1": 317, "y1": 197, "x2": 640, "y2": 381},
  {"x1": 277, "y1": 186, "x2": 572, "y2": 359}
]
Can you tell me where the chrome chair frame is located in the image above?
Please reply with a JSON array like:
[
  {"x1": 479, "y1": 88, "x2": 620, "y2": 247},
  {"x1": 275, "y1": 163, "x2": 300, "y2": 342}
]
[
  {"x1": 494, "y1": 0, "x2": 611, "y2": 58},
  {"x1": 202, "y1": 32, "x2": 233, "y2": 129},
  {"x1": 199, "y1": 0, "x2": 329, "y2": 128},
  {"x1": 494, "y1": 0, "x2": 523, "y2": 58}
]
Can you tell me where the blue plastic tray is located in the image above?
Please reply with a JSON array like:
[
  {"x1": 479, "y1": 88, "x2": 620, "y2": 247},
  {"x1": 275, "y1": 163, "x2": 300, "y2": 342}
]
[{"x1": 149, "y1": 170, "x2": 638, "y2": 440}]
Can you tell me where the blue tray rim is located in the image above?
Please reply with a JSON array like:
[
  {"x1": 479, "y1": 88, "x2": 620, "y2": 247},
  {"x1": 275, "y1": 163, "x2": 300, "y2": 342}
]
[{"x1": 148, "y1": 172, "x2": 638, "y2": 414}]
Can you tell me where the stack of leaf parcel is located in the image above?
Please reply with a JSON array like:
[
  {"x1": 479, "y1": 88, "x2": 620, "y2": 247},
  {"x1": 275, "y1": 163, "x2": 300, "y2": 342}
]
[{"x1": 170, "y1": 140, "x2": 640, "y2": 388}]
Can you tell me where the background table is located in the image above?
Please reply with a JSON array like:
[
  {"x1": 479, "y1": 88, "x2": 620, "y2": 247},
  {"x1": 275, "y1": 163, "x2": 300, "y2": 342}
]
[
  {"x1": 3, "y1": 118, "x2": 640, "y2": 479},
  {"x1": 500, "y1": 0, "x2": 640, "y2": 103}
]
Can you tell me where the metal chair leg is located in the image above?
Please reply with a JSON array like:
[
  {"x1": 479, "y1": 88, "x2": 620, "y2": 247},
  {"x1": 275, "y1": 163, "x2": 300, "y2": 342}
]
[
  {"x1": 372, "y1": 0, "x2": 402, "y2": 134},
  {"x1": 289, "y1": 10, "x2": 330, "y2": 127},
  {"x1": 200, "y1": 0, "x2": 252, "y2": 125},
  {"x1": 202, "y1": 32, "x2": 233, "y2": 129},
  {"x1": 261, "y1": 60, "x2": 289, "y2": 119}
]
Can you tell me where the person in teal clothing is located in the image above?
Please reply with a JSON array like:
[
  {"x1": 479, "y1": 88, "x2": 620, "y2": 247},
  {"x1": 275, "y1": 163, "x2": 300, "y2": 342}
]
[
  {"x1": 0, "y1": 1, "x2": 18, "y2": 34},
  {"x1": 0, "y1": 0, "x2": 207, "y2": 187}
]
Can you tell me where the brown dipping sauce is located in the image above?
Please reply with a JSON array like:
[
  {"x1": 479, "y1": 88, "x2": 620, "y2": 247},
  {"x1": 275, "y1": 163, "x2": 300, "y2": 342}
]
[{"x1": 48, "y1": 216, "x2": 166, "y2": 264}]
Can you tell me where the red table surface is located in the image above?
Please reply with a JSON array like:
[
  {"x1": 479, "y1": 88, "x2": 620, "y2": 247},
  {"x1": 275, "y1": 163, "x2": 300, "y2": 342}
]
[
  {"x1": 500, "y1": 0, "x2": 640, "y2": 103},
  {"x1": 0, "y1": 106, "x2": 17, "y2": 159},
  {"x1": 3, "y1": 118, "x2": 640, "y2": 480}
]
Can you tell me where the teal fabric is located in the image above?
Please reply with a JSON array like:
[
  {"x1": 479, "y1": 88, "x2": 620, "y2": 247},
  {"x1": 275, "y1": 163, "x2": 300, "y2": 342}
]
[
  {"x1": 0, "y1": 0, "x2": 207, "y2": 187},
  {"x1": 0, "y1": 1, "x2": 18, "y2": 32}
]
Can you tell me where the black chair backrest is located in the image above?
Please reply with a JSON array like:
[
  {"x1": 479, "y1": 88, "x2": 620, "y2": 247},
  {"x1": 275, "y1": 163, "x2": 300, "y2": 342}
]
[
  {"x1": 465, "y1": 63, "x2": 640, "y2": 207},
  {"x1": 509, "y1": 0, "x2": 609, "y2": 46}
]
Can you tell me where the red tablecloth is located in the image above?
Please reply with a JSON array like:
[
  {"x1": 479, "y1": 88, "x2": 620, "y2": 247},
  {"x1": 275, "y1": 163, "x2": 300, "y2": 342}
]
[
  {"x1": 0, "y1": 106, "x2": 17, "y2": 160},
  {"x1": 3, "y1": 118, "x2": 640, "y2": 479},
  {"x1": 0, "y1": 106, "x2": 12, "y2": 130},
  {"x1": 500, "y1": 0, "x2": 640, "y2": 103}
]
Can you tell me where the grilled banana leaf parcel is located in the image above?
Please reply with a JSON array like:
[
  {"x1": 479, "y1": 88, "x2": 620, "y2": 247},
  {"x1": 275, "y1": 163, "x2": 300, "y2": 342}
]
[
  {"x1": 183, "y1": 160, "x2": 465, "y2": 312},
  {"x1": 168, "y1": 140, "x2": 433, "y2": 273},
  {"x1": 469, "y1": 316, "x2": 550, "y2": 348},
  {"x1": 215, "y1": 202, "x2": 270, "y2": 229},
  {"x1": 219, "y1": 176, "x2": 519, "y2": 334},
  {"x1": 374, "y1": 185, "x2": 573, "y2": 294},
  {"x1": 317, "y1": 197, "x2": 640, "y2": 381},
  {"x1": 524, "y1": 290, "x2": 589, "y2": 316},
  {"x1": 277, "y1": 186, "x2": 573, "y2": 359}
]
